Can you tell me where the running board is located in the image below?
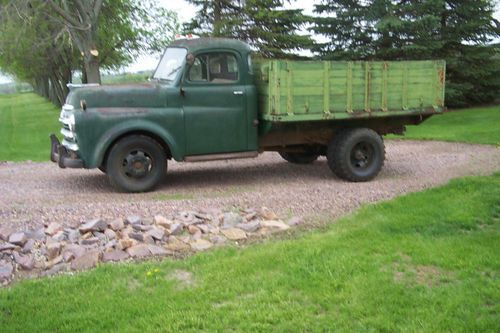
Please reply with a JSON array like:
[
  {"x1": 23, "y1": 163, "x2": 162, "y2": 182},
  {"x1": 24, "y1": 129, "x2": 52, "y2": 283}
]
[{"x1": 184, "y1": 151, "x2": 258, "y2": 162}]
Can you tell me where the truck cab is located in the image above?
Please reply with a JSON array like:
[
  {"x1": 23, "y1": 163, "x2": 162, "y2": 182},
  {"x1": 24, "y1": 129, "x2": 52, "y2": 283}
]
[{"x1": 51, "y1": 38, "x2": 260, "y2": 192}]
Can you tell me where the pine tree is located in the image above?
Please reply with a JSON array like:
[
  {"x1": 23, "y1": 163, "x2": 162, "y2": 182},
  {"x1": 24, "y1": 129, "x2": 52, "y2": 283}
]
[
  {"x1": 183, "y1": 0, "x2": 243, "y2": 37},
  {"x1": 184, "y1": 0, "x2": 313, "y2": 58},
  {"x1": 312, "y1": 0, "x2": 500, "y2": 106}
]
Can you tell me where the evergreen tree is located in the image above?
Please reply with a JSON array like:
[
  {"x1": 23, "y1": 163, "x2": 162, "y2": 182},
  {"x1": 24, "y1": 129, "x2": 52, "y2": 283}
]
[
  {"x1": 184, "y1": 0, "x2": 313, "y2": 58},
  {"x1": 312, "y1": 0, "x2": 500, "y2": 106}
]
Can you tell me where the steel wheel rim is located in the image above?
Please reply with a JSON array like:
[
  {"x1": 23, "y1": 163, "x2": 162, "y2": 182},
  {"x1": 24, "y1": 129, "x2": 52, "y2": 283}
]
[
  {"x1": 122, "y1": 150, "x2": 153, "y2": 179},
  {"x1": 350, "y1": 142, "x2": 374, "y2": 170}
]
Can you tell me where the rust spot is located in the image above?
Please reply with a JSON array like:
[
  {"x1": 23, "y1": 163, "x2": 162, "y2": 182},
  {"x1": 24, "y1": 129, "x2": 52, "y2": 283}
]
[{"x1": 438, "y1": 69, "x2": 445, "y2": 85}]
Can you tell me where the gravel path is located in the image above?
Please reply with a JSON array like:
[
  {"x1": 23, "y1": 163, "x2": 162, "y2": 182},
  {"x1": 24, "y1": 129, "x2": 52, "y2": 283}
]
[{"x1": 1, "y1": 140, "x2": 499, "y2": 230}]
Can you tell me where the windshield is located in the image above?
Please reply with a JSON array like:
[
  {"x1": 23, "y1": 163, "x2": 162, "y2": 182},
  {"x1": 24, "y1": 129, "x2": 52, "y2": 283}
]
[{"x1": 153, "y1": 48, "x2": 187, "y2": 82}]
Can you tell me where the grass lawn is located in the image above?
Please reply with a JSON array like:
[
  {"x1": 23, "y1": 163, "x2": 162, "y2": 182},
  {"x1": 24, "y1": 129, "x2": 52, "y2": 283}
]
[
  {"x1": 391, "y1": 105, "x2": 500, "y2": 146},
  {"x1": 1, "y1": 173, "x2": 498, "y2": 332},
  {"x1": 0, "y1": 93, "x2": 60, "y2": 161}
]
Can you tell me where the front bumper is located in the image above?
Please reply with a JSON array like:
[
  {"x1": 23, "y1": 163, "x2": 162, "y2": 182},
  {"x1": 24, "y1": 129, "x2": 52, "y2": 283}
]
[{"x1": 50, "y1": 134, "x2": 84, "y2": 168}]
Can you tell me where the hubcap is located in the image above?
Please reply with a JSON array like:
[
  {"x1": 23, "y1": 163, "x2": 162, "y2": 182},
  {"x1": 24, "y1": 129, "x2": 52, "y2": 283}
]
[
  {"x1": 122, "y1": 150, "x2": 152, "y2": 178},
  {"x1": 350, "y1": 142, "x2": 374, "y2": 169}
]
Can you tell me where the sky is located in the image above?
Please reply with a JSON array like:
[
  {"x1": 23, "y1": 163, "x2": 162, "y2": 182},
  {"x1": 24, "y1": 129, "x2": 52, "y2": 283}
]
[{"x1": 0, "y1": 0, "x2": 498, "y2": 83}]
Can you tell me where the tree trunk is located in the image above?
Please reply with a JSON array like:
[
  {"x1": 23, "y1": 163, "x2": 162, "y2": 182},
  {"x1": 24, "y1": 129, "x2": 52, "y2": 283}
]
[{"x1": 84, "y1": 53, "x2": 101, "y2": 84}]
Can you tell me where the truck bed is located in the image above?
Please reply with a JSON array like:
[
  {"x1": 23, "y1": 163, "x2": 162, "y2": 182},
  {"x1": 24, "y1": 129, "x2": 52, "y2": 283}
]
[{"x1": 254, "y1": 60, "x2": 446, "y2": 122}]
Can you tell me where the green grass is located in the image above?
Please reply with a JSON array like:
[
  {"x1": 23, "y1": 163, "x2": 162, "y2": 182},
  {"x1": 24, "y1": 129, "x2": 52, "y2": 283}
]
[
  {"x1": 0, "y1": 93, "x2": 60, "y2": 161},
  {"x1": 391, "y1": 105, "x2": 500, "y2": 146},
  {"x1": 1, "y1": 173, "x2": 499, "y2": 332}
]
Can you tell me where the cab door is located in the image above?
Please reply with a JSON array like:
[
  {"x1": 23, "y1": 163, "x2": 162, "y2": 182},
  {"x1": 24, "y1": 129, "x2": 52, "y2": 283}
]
[{"x1": 182, "y1": 51, "x2": 248, "y2": 156}]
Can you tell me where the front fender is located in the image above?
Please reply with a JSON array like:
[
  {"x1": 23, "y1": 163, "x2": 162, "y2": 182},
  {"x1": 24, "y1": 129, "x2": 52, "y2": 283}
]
[{"x1": 91, "y1": 120, "x2": 184, "y2": 168}]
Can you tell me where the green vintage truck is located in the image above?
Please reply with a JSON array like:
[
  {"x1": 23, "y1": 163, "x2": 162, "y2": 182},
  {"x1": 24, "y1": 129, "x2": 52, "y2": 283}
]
[{"x1": 50, "y1": 37, "x2": 446, "y2": 192}]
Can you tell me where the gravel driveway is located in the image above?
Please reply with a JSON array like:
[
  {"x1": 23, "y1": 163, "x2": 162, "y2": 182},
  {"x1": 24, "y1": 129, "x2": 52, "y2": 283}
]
[{"x1": 1, "y1": 140, "x2": 499, "y2": 230}]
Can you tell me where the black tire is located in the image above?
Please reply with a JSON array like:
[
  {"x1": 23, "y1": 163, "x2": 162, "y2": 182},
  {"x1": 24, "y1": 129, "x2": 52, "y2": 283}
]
[
  {"x1": 279, "y1": 152, "x2": 319, "y2": 164},
  {"x1": 327, "y1": 128, "x2": 385, "y2": 182},
  {"x1": 106, "y1": 135, "x2": 167, "y2": 192}
]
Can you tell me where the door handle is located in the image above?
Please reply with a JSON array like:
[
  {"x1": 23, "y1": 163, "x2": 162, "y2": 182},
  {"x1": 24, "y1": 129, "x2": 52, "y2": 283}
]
[{"x1": 233, "y1": 90, "x2": 244, "y2": 95}]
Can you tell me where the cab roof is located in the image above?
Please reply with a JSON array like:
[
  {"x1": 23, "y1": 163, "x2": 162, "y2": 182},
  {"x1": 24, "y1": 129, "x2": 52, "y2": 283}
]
[{"x1": 169, "y1": 37, "x2": 252, "y2": 55}]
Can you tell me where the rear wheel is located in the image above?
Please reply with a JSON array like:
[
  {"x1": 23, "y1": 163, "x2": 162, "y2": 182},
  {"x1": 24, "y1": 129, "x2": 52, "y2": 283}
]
[
  {"x1": 279, "y1": 152, "x2": 319, "y2": 164},
  {"x1": 327, "y1": 128, "x2": 384, "y2": 182},
  {"x1": 106, "y1": 135, "x2": 167, "y2": 192}
]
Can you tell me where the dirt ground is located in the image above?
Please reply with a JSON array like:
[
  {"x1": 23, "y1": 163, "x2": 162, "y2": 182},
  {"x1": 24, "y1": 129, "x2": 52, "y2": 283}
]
[{"x1": 1, "y1": 140, "x2": 499, "y2": 230}]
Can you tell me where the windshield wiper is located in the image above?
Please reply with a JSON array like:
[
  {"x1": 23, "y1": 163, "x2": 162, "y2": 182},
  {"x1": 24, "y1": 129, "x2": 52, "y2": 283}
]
[{"x1": 166, "y1": 65, "x2": 183, "y2": 77}]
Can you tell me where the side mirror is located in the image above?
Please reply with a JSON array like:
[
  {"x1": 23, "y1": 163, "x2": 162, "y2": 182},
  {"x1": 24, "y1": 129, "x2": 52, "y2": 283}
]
[{"x1": 186, "y1": 53, "x2": 195, "y2": 66}]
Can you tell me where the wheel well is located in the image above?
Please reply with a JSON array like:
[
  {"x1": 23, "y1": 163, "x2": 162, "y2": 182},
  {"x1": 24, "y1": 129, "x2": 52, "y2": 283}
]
[{"x1": 101, "y1": 131, "x2": 172, "y2": 167}]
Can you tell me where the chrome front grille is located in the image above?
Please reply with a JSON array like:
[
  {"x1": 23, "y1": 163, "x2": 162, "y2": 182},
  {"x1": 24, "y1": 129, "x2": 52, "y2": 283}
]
[{"x1": 59, "y1": 104, "x2": 79, "y2": 151}]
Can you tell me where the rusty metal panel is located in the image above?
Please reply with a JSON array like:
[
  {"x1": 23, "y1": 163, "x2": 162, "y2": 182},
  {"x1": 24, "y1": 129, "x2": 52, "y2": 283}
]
[{"x1": 254, "y1": 60, "x2": 446, "y2": 122}]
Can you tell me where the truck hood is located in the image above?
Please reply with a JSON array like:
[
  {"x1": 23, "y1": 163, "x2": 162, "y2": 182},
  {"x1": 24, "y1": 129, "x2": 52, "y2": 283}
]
[{"x1": 66, "y1": 83, "x2": 166, "y2": 110}]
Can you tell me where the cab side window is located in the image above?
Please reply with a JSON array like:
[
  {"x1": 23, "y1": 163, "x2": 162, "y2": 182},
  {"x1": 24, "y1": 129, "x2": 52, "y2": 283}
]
[{"x1": 188, "y1": 52, "x2": 239, "y2": 83}]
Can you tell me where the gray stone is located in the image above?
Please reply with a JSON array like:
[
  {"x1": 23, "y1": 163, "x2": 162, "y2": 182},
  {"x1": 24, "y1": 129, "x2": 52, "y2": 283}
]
[
  {"x1": 132, "y1": 224, "x2": 153, "y2": 232},
  {"x1": 46, "y1": 242, "x2": 62, "y2": 260},
  {"x1": 26, "y1": 228, "x2": 46, "y2": 240},
  {"x1": 260, "y1": 220, "x2": 290, "y2": 231},
  {"x1": 51, "y1": 230, "x2": 66, "y2": 242},
  {"x1": 79, "y1": 218, "x2": 107, "y2": 233},
  {"x1": 126, "y1": 244, "x2": 151, "y2": 258},
  {"x1": 260, "y1": 207, "x2": 278, "y2": 220},
  {"x1": 0, "y1": 226, "x2": 16, "y2": 241},
  {"x1": 13, "y1": 252, "x2": 34, "y2": 270},
  {"x1": 81, "y1": 237, "x2": 100, "y2": 245},
  {"x1": 104, "y1": 239, "x2": 117, "y2": 250},
  {"x1": 236, "y1": 221, "x2": 261, "y2": 233},
  {"x1": 142, "y1": 218, "x2": 154, "y2": 226},
  {"x1": 209, "y1": 235, "x2": 227, "y2": 245},
  {"x1": 45, "y1": 222, "x2": 63, "y2": 236},
  {"x1": 0, "y1": 262, "x2": 14, "y2": 282},
  {"x1": 22, "y1": 239, "x2": 35, "y2": 253},
  {"x1": 148, "y1": 245, "x2": 168, "y2": 256},
  {"x1": 125, "y1": 215, "x2": 141, "y2": 225},
  {"x1": 197, "y1": 224, "x2": 210, "y2": 234},
  {"x1": 145, "y1": 227, "x2": 165, "y2": 241},
  {"x1": 71, "y1": 250, "x2": 99, "y2": 271},
  {"x1": 117, "y1": 239, "x2": 135, "y2": 250},
  {"x1": 144, "y1": 235, "x2": 155, "y2": 244},
  {"x1": 42, "y1": 263, "x2": 69, "y2": 277},
  {"x1": 221, "y1": 228, "x2": 247, "y2": 241},
  {"x1": 153, "y1": 215, "x2": 172, "y2": 228},
  {"x1": 102, "y1": 250, "x2": 129, "y2": 262},
  {"x1": 128, "y1": 232, "x2": 144, "y2": 242},
  {"x1": 187, "y1": 225, "x2": 201, "y2": 235},
  {"x1": 45, "y1": 255, "x2": 63, "y2": 269},
  {"x1": 190, "y1": 239, "x2": 213, "y2": 251},
  {"x1": 0, "y1": 243, "x2": 16, "y2": 252},
  {"x1": 9, "y1": 232, "x2": 27, "y2": 246},
  {"x1": 104, "y1": 229, "x2": 117, "y2": 240},
  {"x1": 108, "y1": 218, "x2": 125, "y2": 231},
  {"x1": 169, "y1": 223, "x2": 183, "y2": 235},
  {"x1": 93, "y1": 231, "x2": 107, "y2": 241},
  {"x1": 164, "y1": 236, "x2": 190, "y2": 252},
  {"x1": 244, "y1": 212, "x2": 258, "y2": 221},
  {"x1": 66, "y1": 229, "x2": 80, "y2": 243},
  {"x1": 63, "y1": 244, "x2": 86, "y2": 259},
  {"x1": 222, "y1": 212, "x2": 243, "y2": 229},
  {"x1": 178, "y1": 211, "x2": 196, "y2": 223}
]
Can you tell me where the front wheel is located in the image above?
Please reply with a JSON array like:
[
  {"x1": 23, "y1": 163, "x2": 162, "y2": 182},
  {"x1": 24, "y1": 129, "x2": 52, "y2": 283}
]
[
  {"x1": 106, "y1": 135, "x2": 167, "y2": 192},
  {"x1": 327, "y1": 128, "x2": 385, "y2": 182}
]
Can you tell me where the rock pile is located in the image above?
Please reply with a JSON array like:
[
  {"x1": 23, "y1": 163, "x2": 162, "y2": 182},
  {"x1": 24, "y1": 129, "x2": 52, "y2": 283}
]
[{"x1": 0, "y1": 207, "x2": 299, "y2": 285}]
